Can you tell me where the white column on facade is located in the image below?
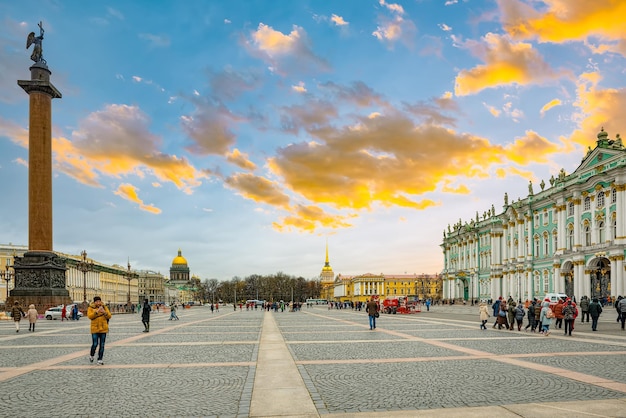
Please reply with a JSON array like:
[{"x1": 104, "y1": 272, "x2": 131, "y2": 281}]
[
  {"x1": 617, "y1": 185, "x2": 625, "y2": 240},
  {"x1": 616, "y1": 257, "x2": 624, "y2": 297},
  {"x1": 573, "y1": 196, "x2": 581, "y2": 247},
  {"x1": 557, "y1": 203, "x2": 565, "y2": 251},
  {"x1": 526, "y1": 270, "x2": 532, "y2": 301},
  {"x1": 610, "y1": 258, "x2": 617, "y2": 298},
  {"x1": 576, "y1": 262, "x2": 585, "y2": 300},
  {"x1": 516, "y1": 221, "x2": 521, "y2": 260},
  {"x1": 553, "y1": 264, "x2": 561, "y2": 294}
]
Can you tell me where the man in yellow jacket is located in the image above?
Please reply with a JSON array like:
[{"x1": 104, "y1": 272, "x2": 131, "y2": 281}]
[{"x1": 88, "y1": 296, "x2": 112, "y2": 365}]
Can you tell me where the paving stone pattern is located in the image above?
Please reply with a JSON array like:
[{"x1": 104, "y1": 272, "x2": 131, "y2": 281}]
[{"x1": 0, "y1": 305, "x2": 625, "y2": 417}]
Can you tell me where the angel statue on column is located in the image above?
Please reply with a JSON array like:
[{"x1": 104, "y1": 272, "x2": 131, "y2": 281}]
[{"x1": 26, "y1": 21, "x2": 45, "y2": 64}]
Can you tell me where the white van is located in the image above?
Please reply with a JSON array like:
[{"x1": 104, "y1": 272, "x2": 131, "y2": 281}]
[{"x1": 544, "y1": 293, "x2": 568, "y2": 303}]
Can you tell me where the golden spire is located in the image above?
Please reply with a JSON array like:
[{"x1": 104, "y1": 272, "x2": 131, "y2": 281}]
[{"x1": 322, "y1": 239, "x2": 332, "y2": 272}]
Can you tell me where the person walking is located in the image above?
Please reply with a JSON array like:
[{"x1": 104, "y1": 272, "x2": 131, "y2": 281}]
[
  {"x1": 579, "y1": 296, "x2": 590, "y2": 323},
  {"x1": 540, "y1": 298, "x2": 553, "y2": 336},
  {"x1": 141, "y1": 299, "x2": 151, "y2": 332},
  {"x1": 169, "y1": 303, "x2": 179, "y2": 320},
  {"x1": 562, "y1": 299, "x2": 576, "y2": 336},
  {"x1": 492, "y1": 297, "x2": 502, "y2": 329},
  {"x1": 507, "y1": 300, "x2": 517, "y2": 331},
  {"x1": 478, "y1": 302, "x2": 490, "y2": 330},
  {"x1": 26, "y1": 304, "x2": 38, "y2": 332},
  {"x1": 588, "y1": 297, "x2": 603, "y2": 331},
  {"x1": 616, "y1": 296, "x2": 624, "y2": 324},
  {"x1": 617, "y1": 296, "x2": 626, "y2": 330},
  {"x1": 554, "y1": 299, "x2": 565, "y2": 329},
  {"x1": 11, "y1": 301, "x2": 25, "y2": 333},
  {"x1": 514, "y1": 302, "x2": 525, "y2": 331},
  {"x1": 525, "y1": 300, "x2": 536, "y2": 332},
  {"x1": 87, "y1": 296, "x2": 112, "y2": 365},
  {"x1": 61, "y1": 304, "x2": 67, "y2": 322},
  {"x1": 366, "y1": 298, "x2": 379, "y2": 330}
]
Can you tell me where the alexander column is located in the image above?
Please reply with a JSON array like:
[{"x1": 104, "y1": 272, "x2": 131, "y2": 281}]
[{"x1": 11, "y1": 21, "x2": 70, "y2": 309}]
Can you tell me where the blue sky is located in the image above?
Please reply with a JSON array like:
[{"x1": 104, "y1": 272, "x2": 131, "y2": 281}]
[{"x1": 1, "y1": 0, "x2": 625, "y2": 280}]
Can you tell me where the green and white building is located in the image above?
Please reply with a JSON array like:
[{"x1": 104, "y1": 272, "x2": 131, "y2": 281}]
[{"x1": 441, "y1": 129, "x2": 626, "y2": 303}]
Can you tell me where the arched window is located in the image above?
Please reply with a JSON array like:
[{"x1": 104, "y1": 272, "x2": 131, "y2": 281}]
[
  {"x1": 597, "y1": 192, "x2": 605, "y2": 208},
  {"x1": 612, "y1": 213, "x2": 617, "y2": 240},
  {"x1": 598, "y1": 220, "x2": 605, "y2": 243},
  {"x1": 567, "y1": 224, "x2": 574, "y2": 250},
  {"x1": 584, "y1": 221, "x2": 591, "y2": 246},
  {"x1": 584, "y1": 196, "x2": 591, "y2": 211},
  {"x1": 568, "y1": 201, "x2": 574, "y2": 216},
  {"x1": 543, "y1": 232, "x2": 549, "y2": 256},
  {"x1": 533, "y1": 271, "x2": 540, "y2": 298},
  {"x1": 543, "y1": 270, "x2": 550, "y2": 293},
  {"x1": 533, "y1": 235, "x2": 540, "y2": 256},
  {"x1": 553, "y1": 230, "x2": 558, "y2": 252}
]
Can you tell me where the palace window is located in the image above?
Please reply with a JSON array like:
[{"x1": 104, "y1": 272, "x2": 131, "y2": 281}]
[
  {"x1": 543, "y1": 270, "x2": 550, "y2": 293},
  {"x1": 613, "y1": 214, "x2": 617, "y2": 240},
  {"x1": 597, "y1": 192, "x2": 605, "y2": 208},
  {"x1": 567, "y1": 224, "x2": 574, "y2": 250},
  {"x1": 533, "y1": 272, "x2": 540, "y2": 297},
  {"x1": 543, "y1": 232, "x2": 549, "y2": 256},
  {"x1": 553, "y1": 230, "x2": 558, "y2": 252},
  {"x1": 598, "y1": 220, "x2": 605, "y2": 243},
  {"x1": 568, "y1": 202, "x2": 574, "y2": 216},
  {"x1": 611, "y1": 188, "x2": 617, "y2": 204},
  {"x1": 584, "y1": 223, "x2": 591, "y2": 246},
  {"x1": 543, "y1": 211, "x2": 549, "y2": 226},
  {"x1": 534, "y1": 235, "x2": 540, "y2": 257},
  {"x1": 584, "y1": 196, "x2": 591, "y2": 211}
]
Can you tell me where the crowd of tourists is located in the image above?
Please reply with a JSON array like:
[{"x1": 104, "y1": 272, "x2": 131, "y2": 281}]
[{"x1": 479, "y1": 295, "x2": 626, "y2": 335}]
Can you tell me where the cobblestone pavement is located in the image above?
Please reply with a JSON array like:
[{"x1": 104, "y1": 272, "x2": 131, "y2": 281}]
[{"x1": 0, "y1": 305, "x2": 625, "y2": 417}]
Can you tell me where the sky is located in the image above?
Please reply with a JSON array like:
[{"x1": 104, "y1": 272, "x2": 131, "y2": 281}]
[{"x1": 1, "y1": 0, "x2": 625, "y2": 281}]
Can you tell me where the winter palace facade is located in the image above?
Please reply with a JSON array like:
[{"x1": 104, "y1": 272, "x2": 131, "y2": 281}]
[{"x1": 441, "y1": 129, "x2": 626, "y2": 303}]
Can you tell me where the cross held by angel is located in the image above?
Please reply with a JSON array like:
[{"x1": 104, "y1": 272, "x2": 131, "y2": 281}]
[{"x1": 27, "y1": 21, "x2": 45, "y2": 63}]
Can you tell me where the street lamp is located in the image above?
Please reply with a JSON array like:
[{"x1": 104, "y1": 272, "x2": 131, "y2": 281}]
[
  {"x1": 1, "y1": 256, "x2": 14, "y2": 305},
  {"x1": 76, "y1": 250, "x2": 94, "y2": 311},
  {"x1": 124, "y1": 259, "x2": 137, "y2": 312}
]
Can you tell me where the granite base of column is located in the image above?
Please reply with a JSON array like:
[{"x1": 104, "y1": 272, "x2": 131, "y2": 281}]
[{"x1": 8, "y1": 251, "x2": 71, "y2": 313}]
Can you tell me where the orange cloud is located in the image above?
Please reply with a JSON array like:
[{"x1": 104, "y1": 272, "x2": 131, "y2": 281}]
[
  {"x1": 504, "y1": 130, "x2": 564, "y2": 164},
  {"x1": 226, "y1": 148, "x2": 257, "y2": 171},
  {"x1": 247, "y1": 23, "x2": 330, "y2": 74},
  {"x1": 331, "y1": 14, "x2": 349, "y2": 26},
  {"x1": 540, "y1": 98, "x2": 562, "y2": 116},
  {"x1": 273, "y1": 204, "x2": 353, "y2": 232},
  {"x1": 114, "y1": 183, "x2": 161, "y2": 214},
  {"x1": 224, "y1": 172, "x2": 290, "y2": 208},
  {"x1": 454, "y1": 33, "x2": 564, "y2": 96},
  {"x1": 569, "y1": 72, "x2": 626, "y2": 147},
  {"x1": 499, "y1": 0, "x2": 626, "y2": 56},
  {"x1": 372, "y1": 0, "x2": 416, "y2": 48},
  {"x1": 51, "y1": 105, "x2": 206, "y2": 193}
]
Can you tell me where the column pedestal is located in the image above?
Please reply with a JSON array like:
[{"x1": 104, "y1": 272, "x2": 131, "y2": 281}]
[{"x1": 8, "y1": 251, "x2": 71, "y2": 310}]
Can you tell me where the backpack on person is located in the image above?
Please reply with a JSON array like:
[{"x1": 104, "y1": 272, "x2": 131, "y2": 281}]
[{"x1": 546, "y1": 307, "x2": 555, "y2": 318}]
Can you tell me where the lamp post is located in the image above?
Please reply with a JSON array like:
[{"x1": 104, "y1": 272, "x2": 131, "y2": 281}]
[
  {"x1": 1, "y1": 257, "x2": 14, "y2": 306},
  {"x1": 124, "y1": 260, "x2": 137, "y2": 312},
  {"x1": 76, "y1": 250, "x2": 94, "y2": 311}
]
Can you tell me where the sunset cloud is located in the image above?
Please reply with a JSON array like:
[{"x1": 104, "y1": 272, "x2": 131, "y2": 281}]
[
  {"x1": 569, "y1": 72, "x2": 626, "y2": 147},
  {"x1": 454, "y1": 33, "x2": 563, "y2": 96},
  {"x1": 331, "y1": 14, "x2": 349, "y2": 26},
  {"x1": 224, "y1": 172, "x2": 290, "y2": 208},
  {"x1": 247, "y1": 23, "x2": 330, "y2": 73},
  {"x1": 540, "y1": 98, "x2": 562, "y2": 116},
  {"x1": 56, "y1": 104, "x2": 206, "y2": 193},
  {"x1": 226, "y1": 148, "x2": 257, "y2": 171},
  {"x1": 372, "y1": 0, "x2": 416, "y2": 47},
  {"x1": 114, "y1": 183, "x2": 162, "y2": 214},
  {"x1": 499, "y1": 0, "x2": 626, "y2": 56}
]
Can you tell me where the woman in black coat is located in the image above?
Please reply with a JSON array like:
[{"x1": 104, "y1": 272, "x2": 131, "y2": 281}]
[{"x1": 141, "y1": 299, "x2": 151, "y2": 332}]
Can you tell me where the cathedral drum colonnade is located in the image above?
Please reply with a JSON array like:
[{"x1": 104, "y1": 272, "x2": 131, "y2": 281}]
[{"x1": 442, "y1": 129, "x2": 626, "y2": 302}]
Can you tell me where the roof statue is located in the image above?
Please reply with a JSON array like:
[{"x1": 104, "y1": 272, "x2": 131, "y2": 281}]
[
  {"x1": 540, "y1": 179, "x2": 545, "y2": 191},
  {"x1": 528, "y1": 180, "x2": 534, "y2": 196},
  {"x1": 26, "y1": 21, "x2": 46, "y2": 64},
  {"x1": 504, "y1": 192, "x2": 508, "y2": 205}
]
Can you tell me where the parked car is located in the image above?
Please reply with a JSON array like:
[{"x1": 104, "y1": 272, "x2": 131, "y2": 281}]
[{"x1": 44, "y1": 305, "x2": 83, "y2": 320}]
